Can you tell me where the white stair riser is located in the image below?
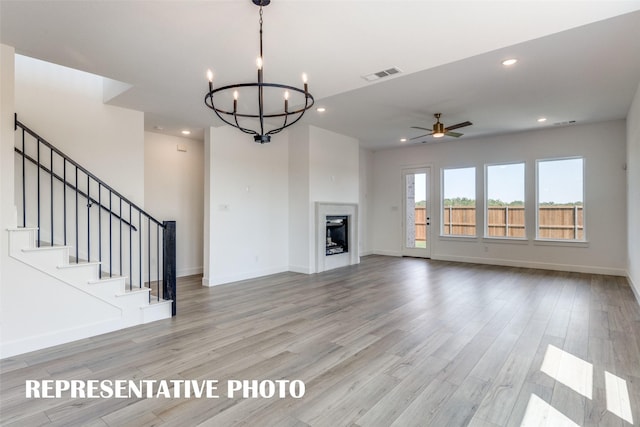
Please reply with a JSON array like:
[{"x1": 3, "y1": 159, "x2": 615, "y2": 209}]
[
  {"x1": 142, "y1": 301, "x2": 173, "y2": 323},
  {"x1": 7, "y1": 228, "x2": 172, "y2": 334},
  {"x1": 19, "y1": 247, "x2": 69, "y2": 269}
]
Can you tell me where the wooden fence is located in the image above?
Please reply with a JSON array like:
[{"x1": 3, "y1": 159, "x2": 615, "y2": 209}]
[{"x1": 414, "y1": 206, "x2": 583, "y2": 240}]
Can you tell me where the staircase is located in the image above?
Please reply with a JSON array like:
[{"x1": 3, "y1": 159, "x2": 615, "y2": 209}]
[
  {"x1": 8, "y1": 227, "x2": 172, "y2": 326},
  {"x1": 10, "y1": 114, "x2": 176, "y2": 338}
]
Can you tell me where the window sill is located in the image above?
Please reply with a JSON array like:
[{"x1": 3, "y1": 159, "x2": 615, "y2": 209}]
[
  {"x1": 482, "y1": 237, "x2": 529, "y2": 245},
  {"x1": 439, "y1": 235, "x2": 479, "y2": 241},
  {"x1": 534, "y1": 239, "x2": 589, "y2": 248}
]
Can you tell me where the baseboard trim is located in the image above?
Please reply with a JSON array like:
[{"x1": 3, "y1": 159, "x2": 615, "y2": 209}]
[
  {"x1": 430, "y1": 254, "x2": 626, "y2": 276},
  {"x1": 372, "y1": 250, "x2": 402, "y2": 257},
  {"x1": 289, "y1": 265, "x2": 314, "y2": 275},
  {"x1": 178, "y1": 266, "x2": 203, "y2": 277},
  {"x1": 0, "y1": 317, "x2": 122, "y2": 359},
  {"x1": 202, "y1": 266, "x2": 289, "y2": 287}
]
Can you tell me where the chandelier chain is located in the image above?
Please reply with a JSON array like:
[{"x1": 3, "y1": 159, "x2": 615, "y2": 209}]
[{"x1": 259, "y1": 7, "x2": 264, "y2": 58}]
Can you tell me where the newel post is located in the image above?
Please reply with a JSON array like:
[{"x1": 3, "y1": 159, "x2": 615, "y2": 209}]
[{"x1": 163, "y1": 221, "x2": 177, "y2": 316}]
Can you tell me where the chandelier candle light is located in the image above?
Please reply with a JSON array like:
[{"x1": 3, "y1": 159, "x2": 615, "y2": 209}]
[{"x1": 204, "y1": 0, "x2": 315, "y2": 144}]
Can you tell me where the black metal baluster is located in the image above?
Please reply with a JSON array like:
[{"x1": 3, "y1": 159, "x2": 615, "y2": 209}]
[
  {"x1": 109, "y1": 190, "x2": 112, "y2": 277},
  {"x1": 37, "y1": 139, "x2": 41, "y2": 247},
  {"x1": 21, "y1": 128, "x2": 26, "y2": 227},
  {"x1": 129, "y1": 204, "x2": 132, "y2": 291},
  {"x1": 119, "y1": 198, "x2": 122, "y2": 278},
  {"x1": 63, "y1": 159, "x2": 67, "y2": 246},
  {"x1": 75, "y1": 167, "x2": 78, "y2": 262},
  {"x1": 50, "y1": 149, "x2": 54, "y2": 246},
  {"x1": 98, "y1": 183, "x2": 102, "y2": 279},
  {"x1": 156, "y1": 224, "x2": 160, "y2": 301},
  {"x1": 87, "y1": 175, "x2": 90, "y2": 261},
  {"x1": 148, "y1": 216, "x2": 151, "y2": 302},
  {"x1": 139, "y1": 210, "x2": 142, "y2": 288}
]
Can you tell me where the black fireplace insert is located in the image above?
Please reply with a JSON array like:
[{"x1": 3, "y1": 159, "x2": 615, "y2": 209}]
[{"x1": 326, "y1": 216, "x2": 348, "y2": 256}]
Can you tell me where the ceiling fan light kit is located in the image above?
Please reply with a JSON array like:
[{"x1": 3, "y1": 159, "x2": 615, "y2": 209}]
[
  {"x1": 204, "y1": 0, "x2": 314, "y2": 144},
  {"x1": 410, "y1": 113, "x2": 472, "y2": 142}
]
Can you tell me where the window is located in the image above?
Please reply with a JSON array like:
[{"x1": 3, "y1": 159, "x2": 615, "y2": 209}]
[
  {"x1": 442, "y1": 167, "x2": 476, "y2": 236},
  {"x1": 537, "y1": 157, "x2": 584, "y2": 240},
  {"x1": 486, "y1": 163, "x2": 525, "y2": 238}
]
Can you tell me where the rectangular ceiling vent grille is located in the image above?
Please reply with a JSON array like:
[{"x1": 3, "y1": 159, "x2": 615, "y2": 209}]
[
  {"x1": 362, "y1": 67, "x2": 402, "y2": 82},
  {"x1": 553, "y1": 120, "x2": 577, "y2": 126}
]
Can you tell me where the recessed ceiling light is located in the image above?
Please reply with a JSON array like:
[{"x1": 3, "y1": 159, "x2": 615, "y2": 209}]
[
  {"x1": 537, "y1": 117, "x2": 547, "y2": 123},
  {"x1": 316, "y1": 107, "x2": 326, "y2": 113},
  {"x1": 181, "y1": 130, "x2": 191, "y2": 135},
  {"x1": 400, "y1": 138, "x2": 407, "y2": 142},
  {"x1": 502, "y1": 58, "x2": 518, "y2": 66}
]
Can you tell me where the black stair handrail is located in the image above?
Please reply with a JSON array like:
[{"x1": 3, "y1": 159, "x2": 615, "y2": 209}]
[
  {"x1": 14, "y1": 146, "x2": 138, "y2": 231},
  {"x1": 15, "y1": 116, "x2": 164, "y2": 228}
]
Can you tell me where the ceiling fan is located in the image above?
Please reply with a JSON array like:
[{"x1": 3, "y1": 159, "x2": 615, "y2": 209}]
[{"x1": 410, "y1": 113, "x2": 472, "y2": 141}]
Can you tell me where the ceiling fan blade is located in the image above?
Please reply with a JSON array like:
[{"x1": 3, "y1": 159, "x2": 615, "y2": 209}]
[
  {"x1": 410, "y1": 133, "x2": 431, "y2": 140},
  {"x1": 445, "y1": 131, "x2": 463, "y2": 138},
  {"x1": 445, "y1": 121, "x2": 472, "y2": 131},
  {"x1": 411, "y1": 126, "x2": 432, "y2": 132}
]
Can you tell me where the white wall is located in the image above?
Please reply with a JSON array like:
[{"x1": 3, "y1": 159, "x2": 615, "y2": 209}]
[
  {"x1": 144, "y1": 131, "x2": 204, "y2": 277},
  {"x1": 627, "y1": 82, "x2": 640, "y2": 299},
  {"x1": 203, "y1": 125, "x2": 290, "y2": 286},
  {"x1": 372, "y1": 120, "x2": 628, "y2": 275},
  {"x1": 14, "y1": 55, "x2": 144, "y2": 203},
  {"x1": 309, "y1": 126, "x2": 359, "y2": 204},
  {"x1": 1, "y1": 45, "x2": 16, "y2": 231},
  {"x1": 288, "y1": 125, "x2": 312, "y2": 273},
  {"x1": 359, "y1": 147, "x2": 374, "y2": 256},
  {"x1": 0, "y1": 44, "x2": 17, "y2": 356}
]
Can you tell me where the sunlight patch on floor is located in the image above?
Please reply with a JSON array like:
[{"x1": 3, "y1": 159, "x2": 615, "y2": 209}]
[
  {"x1": 520, "y1": 394, "x2": 580, "y2": 427},
  {"x1": 604, "y1": 370, "x2": 634, "y2": 424},
  {"x1": 541, "y1": 344, "x2": 593, "y2": 399}
]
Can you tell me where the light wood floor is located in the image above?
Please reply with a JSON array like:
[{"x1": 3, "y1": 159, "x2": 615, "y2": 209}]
[{"x1": 1, "y1": 255, "x2": 639, "y2": 426}]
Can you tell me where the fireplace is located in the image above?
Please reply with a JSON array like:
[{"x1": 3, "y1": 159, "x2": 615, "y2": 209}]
[
  {"x1": 326, "y1": 216, "x2": 348, "y2": 256},
  {"x1": 315, "y1": 202, "x2": 359, "y2": 272}
]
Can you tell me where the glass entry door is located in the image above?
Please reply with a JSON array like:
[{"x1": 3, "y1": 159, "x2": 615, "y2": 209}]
[{"x1": 402, "y1": 168, "x2": 430, "y2": 258}]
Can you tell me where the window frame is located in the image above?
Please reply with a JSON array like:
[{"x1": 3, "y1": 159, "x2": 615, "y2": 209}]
[
  {"x1": 440, "y1": 166, "x2": 477, "y2": 238},
  {"x1": 484, "y1": 161, "x2": 527, "y2": 240},
  {"x1": 535, "y1": 156, "x2": 586, "y2": 242}
]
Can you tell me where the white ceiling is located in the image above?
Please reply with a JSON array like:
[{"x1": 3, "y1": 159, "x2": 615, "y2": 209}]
[{"x1": 2, "y1": 1, "x2": 640, "y2": 150}]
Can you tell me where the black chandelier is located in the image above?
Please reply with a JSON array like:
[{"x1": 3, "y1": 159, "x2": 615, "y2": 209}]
[{"x1": 204, "y1": 0, "x2": 315, "y2": 144}]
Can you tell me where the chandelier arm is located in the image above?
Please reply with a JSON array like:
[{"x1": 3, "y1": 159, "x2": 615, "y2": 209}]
[
  {"x1": 205, "y1": 94, "x2": 257, "y2": 135},
  {"x1": 206, "y1": 83, "x2": 313, "y2": 118},
  {"x1": 266, "y1": 93, "x2": 314, "y2": 136},
  {"x1": 233, "y1": 112, "x2": 257, "y2": 136}
]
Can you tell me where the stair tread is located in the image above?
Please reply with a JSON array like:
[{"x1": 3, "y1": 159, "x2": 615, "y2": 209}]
[{"x1": 22, "y1": 245, "x2": 71, "y2": 252}]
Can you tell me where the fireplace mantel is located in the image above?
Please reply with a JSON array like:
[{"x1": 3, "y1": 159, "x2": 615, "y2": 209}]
[{"x1": 315, "y1": 202, "x2": 359, "y2": 273}]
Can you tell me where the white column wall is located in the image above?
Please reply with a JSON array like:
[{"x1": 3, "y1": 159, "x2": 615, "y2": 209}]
[
  {"x1": 288, "y1": 125, "x2": 312, "y2": 273},
  {"x1": 359, "y1": 147, "x2": 374, "y2": 256},
  {"x1": 285, "y1": 125, "x2": 361, "y2": 274},
  {"x1": 203, "y1": 125, "x2": 290, "y2": 286},
  {"x1": 627, "y1": 82, "x2": 640, "y2": 299}
]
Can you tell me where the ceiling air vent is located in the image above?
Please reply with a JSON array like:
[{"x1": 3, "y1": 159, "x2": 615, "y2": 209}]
[
  {"x1": 553, "y1": 120, "x2": 577, "y2": 126},
  {"x1": 362, "y1": 67, "x2": 402, "y2": 82}
]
